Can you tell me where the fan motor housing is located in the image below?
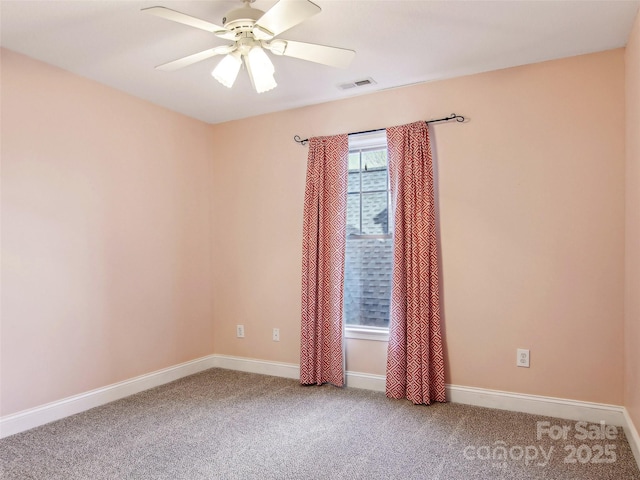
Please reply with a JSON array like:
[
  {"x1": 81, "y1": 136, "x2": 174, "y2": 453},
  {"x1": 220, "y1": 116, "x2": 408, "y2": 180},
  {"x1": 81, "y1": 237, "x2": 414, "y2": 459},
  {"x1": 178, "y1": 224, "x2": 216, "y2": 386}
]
[{"x1": 223, "y1": 6, "x2": 265, "y2": 32}]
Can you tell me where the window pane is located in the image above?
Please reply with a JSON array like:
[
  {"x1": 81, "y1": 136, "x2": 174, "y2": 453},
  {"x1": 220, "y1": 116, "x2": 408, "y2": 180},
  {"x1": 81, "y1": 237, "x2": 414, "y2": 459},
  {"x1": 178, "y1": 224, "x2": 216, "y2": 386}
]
[
  {"x1": 347, "y1": 170, "x2": 359, "y2": 194},
  {"x1": 344, "y1": 236, "x2": 393, "y2": 328},
  {"x1": 361, "y1": 166, "x2": 387, "y2": 193},
  {"x1": 361, "y1": 192, "x2": 388, "y2": 234},
  {"x1": 346, "y1": 193, "x2": 361, "y2": 235},
  {"x1": 348, "y1": 152, "x2": 360, "y2": 172},
  {"x1": 361, "y1": 149, "x2": 387, "y2": 171}
]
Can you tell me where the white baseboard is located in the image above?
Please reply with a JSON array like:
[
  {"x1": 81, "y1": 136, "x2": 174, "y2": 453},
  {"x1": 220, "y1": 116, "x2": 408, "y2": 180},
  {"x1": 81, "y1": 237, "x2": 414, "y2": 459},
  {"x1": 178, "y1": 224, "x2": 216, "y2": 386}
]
[
  {"x1": 623, "y1": 408, "x2": 640, "y2": 470},
  {"x1": 447, "y1": 384, "x2": 625, "y2": 426},
  {"x1": 211, "y1": 354, "x2": 388, "y2": 391},
  {"x1": 0, "y1": 355, "x2": 217, "y2": 439},
  {"x1": 211, "y1": 354, "x2": 386, "y2": 391},
  {"x1": 212, "y1": 354, "x2": 299, "y2": 379},
  {"x1": 2, "y1": 352, "x2": 639, "y2": 472},
  {"x1": 345, "y1": 371, "x2": 386, "y2": 391}
]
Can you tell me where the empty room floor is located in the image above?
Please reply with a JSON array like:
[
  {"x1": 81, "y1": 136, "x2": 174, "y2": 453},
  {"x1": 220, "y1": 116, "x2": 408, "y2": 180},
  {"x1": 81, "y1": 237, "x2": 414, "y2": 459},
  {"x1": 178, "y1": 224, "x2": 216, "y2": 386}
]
[{"x1": 1, "y1": 369, "x2": 639, "y2": 480}]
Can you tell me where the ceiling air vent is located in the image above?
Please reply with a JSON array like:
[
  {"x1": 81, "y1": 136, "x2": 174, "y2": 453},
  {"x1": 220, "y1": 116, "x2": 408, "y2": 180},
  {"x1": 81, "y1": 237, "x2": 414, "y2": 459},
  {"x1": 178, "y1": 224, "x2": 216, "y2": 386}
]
[{"x1": 338, "y1": 77, "x2": 377, "y2": 91}]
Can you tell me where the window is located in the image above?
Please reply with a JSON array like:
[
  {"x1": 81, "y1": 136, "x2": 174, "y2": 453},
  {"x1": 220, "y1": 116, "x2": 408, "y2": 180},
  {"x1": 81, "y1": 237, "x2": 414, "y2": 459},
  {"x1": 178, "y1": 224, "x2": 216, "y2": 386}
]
[{"x1": 344, "y1": 131, "x2": 392, "y2": 341}]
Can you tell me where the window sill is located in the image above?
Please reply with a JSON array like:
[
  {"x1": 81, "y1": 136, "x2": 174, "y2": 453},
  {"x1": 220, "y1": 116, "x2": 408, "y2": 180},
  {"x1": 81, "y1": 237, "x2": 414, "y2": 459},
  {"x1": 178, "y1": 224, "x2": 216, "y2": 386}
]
[
  {"x1": 347, "y1": 234, "x2": 392, "y2": 240},
  {"x1": 345, "y1": 326, "x2": 389, "y2": 342}
]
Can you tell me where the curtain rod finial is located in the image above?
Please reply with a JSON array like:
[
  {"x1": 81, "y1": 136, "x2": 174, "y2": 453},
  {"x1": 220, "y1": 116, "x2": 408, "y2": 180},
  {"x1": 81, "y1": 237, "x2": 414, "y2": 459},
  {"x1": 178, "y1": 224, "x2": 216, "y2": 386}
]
[{"x1": 294, "y1": 135, "x2": 308, "y2": 146}]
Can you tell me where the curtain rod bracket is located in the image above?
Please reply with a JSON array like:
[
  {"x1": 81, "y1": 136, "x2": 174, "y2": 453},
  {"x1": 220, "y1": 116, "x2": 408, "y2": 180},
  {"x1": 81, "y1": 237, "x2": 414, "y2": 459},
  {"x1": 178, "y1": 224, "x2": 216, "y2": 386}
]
[{"x1": 293, "y1": 113, "x2": 465, "y2": 146}]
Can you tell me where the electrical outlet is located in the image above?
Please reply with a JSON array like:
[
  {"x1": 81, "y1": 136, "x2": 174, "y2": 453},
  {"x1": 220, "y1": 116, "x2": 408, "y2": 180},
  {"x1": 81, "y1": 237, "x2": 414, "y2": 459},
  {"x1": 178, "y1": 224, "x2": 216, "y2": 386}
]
[
  {"x1": 272, "y1": 328, "x2": 280, "y2": 342},
  {"x1": 517, "y1": 348, "x2": 530, "y2": 368},
  {"x1": 236, "y1": 325, "x2": 245, "y2": 338}
]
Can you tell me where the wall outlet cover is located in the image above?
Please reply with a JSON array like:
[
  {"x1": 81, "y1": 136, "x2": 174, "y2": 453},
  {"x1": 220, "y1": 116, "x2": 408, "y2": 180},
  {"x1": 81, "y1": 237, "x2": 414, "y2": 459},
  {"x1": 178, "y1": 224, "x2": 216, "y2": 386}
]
[{"x1": 517, "y1": 348, "x2": 530, "y2": 368}]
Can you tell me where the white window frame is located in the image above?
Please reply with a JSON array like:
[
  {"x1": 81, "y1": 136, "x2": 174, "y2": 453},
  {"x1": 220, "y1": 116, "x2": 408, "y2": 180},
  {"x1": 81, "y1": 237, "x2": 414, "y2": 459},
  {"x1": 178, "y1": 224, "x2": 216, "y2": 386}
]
[{"x1": 344, "y1": 130, "x2": 391, "y2": 342}]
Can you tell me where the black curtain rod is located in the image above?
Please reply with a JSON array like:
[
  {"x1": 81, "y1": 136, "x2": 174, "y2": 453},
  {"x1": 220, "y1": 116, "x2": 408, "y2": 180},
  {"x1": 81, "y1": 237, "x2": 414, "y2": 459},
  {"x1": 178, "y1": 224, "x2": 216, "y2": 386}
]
[{"x1": 293, "y1": 113, "x2": 465, "y2": 146}]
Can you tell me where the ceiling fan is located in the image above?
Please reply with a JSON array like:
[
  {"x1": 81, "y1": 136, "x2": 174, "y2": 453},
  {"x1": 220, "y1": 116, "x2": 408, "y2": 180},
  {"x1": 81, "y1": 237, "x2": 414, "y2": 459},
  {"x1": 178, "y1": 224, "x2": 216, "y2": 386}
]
[{"x1": 143, "y1": 0, "x2": 356, "y2": 93}]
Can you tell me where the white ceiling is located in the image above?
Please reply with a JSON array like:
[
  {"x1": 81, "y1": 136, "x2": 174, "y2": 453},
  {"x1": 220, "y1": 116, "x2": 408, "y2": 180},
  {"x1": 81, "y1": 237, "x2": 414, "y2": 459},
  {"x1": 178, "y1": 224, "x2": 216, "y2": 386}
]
[{"x1": 1, "y1": 0, "x2": 639, "y2": 125}]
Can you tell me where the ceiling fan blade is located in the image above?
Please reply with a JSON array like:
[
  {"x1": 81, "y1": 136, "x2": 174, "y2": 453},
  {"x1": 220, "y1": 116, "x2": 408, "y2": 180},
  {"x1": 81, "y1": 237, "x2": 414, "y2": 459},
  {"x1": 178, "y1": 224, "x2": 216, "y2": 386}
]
[
  {"x1": 142, "y1": 6, "x2": 234, "y2": 39},
  {"x1": 254, "y1": 0, "x2": 321, "y2": 38},
  {"x1": 156, "y1": 46, "x2": 235, "y2": 71},
  {"x1": 276, "y1": 40, "x2": 355, "y2": 69}
]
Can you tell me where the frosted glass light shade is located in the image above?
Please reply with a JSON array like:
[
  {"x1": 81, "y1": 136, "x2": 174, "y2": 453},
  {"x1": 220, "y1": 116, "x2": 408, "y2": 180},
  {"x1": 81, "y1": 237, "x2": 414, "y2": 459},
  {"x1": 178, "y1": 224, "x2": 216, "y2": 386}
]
[
  {"x1": 212, "y1": 53, "x2": 242, "y2": 88},
  {"x1": 247, "y1": 47, "x2": 277, "y2": 93},
  {"x1": 251, "y1": 70, "x2": 277, "y2": 93}
]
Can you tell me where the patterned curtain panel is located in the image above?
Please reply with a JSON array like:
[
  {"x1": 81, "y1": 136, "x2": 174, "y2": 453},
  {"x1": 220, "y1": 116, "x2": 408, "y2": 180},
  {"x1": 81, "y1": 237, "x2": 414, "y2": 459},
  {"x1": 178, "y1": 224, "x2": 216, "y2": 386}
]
[
  {"x1": 300, "y1": 134, "x2": 349, "y2": 387},
  {"x1": 385, "y1": 121, "x2": 446, "y2": 405}
]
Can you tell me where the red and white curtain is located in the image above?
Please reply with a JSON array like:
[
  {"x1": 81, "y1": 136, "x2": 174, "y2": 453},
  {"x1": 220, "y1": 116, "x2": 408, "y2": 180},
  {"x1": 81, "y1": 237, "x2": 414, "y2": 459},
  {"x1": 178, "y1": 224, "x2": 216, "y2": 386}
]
[
  {"x1": 300, "y1": 134, "x2": 349, "y2": 387},
  {"x1": 385, "y1": 121, "x2": 446, "y2": 405}
]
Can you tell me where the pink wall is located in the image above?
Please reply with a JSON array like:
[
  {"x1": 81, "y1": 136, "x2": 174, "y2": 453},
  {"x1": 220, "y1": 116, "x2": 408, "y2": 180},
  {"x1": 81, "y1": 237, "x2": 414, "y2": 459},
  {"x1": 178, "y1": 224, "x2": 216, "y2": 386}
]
[
  {"x1": 1, "y1": 45, "x2": 631, "y2": 416},
  {"x1": 625, "y1": 10, "x2": 640, "y2": 432},
  {"x1": 1, "y1": 50, "x2": 215, "y2": 416},
  {"x1": 211, "y1": 49, "x2": 626, "y2": 405}
]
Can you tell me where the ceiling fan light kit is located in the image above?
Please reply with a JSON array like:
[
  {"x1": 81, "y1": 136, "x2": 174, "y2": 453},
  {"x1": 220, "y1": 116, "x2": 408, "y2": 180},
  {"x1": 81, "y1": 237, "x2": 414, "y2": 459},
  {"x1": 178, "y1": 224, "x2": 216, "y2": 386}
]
[
  {"x1": 211, "y1": 51, "x2": 242, "y2": 88},
  {"x1": 144, "y1": 0, "x2": 355, "y2": 94},
  {"x1": 246, "y1": 46, "x2": 277, "y2": 92}
]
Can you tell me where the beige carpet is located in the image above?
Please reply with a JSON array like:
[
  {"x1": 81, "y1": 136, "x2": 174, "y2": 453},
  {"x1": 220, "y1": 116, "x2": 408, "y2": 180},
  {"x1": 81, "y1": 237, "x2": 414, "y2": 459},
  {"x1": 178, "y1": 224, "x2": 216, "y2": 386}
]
[{"x1": 1, "y1": 368, "x2": 639, "y2": 479}]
